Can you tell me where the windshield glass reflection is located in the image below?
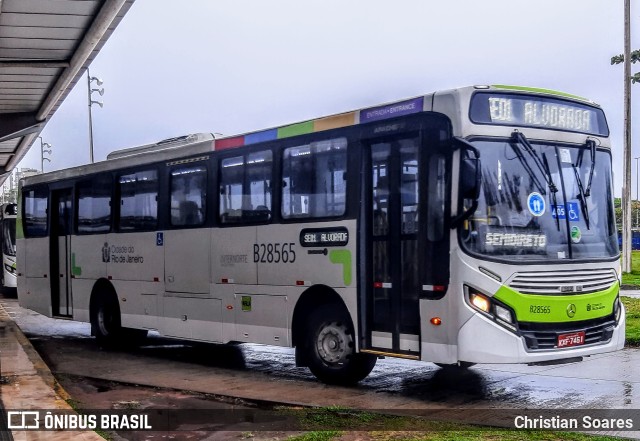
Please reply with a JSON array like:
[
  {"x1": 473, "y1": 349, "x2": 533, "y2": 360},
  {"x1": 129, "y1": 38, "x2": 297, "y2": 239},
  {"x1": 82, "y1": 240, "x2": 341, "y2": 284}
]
[{"x1": 460, "y1": 140, "x2": 618, "y2": 262}]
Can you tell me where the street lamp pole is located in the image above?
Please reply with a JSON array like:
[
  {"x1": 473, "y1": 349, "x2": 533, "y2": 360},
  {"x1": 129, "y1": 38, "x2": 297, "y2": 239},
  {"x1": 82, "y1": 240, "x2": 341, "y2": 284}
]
[
  {"x1": 86, "y1": 68, "x2": 104, "y2": 164},
  {"x1": 636, "y1": 156, "x2": 640, "y2": 229},
  {"x1": 39, "y1": 136, "x2": 52, "y2": 172},
  {"x1": 623, "y1": 0, "x2": 633, "y2": 272}
]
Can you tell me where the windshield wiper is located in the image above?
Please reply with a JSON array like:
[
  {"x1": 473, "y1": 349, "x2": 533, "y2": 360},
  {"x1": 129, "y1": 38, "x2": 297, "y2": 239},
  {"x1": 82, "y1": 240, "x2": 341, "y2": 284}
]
[
  {"x1": 582, "y1": 139, "x2": 597, "y2": 198},
  {"x1": 508, "y1": 135, "x2": 546, "y2": 195},
  {"x1": 572, "y1": 139, "x2": 597, "y2": 230},
  {"x1": 510, "y1": 131, "x2": 560, "y2": 230}
]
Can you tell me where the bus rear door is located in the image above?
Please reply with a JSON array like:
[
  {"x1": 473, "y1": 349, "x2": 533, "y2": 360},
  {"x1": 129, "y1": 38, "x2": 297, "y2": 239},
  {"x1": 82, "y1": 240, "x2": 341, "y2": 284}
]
[{"x1": 50, "y1": 188, "x2": 73, "y2": 318}]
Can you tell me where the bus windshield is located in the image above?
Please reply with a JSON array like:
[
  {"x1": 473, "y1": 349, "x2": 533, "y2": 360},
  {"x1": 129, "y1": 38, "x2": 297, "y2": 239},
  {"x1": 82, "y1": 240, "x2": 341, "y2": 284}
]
[
  {"x1": 460, "y1": 139, "x2": 618, "y2": 262},
  {"x1": 2, "y1": 218, "x2": 16, "y2": 257}
]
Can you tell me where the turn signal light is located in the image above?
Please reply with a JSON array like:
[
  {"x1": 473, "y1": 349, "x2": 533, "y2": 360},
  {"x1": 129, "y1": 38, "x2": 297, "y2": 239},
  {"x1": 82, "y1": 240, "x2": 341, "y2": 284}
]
[{"x1": 430, "y1": 317, "x2": 442, "y2": 326}]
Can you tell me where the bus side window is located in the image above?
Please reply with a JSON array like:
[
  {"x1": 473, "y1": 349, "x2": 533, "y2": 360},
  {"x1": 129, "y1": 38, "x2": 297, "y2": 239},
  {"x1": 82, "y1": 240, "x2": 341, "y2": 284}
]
[
  {"x1": 219, "y1": 150, "x2": 272, "y2": 224},
  {"x1": 77, "y1": 174, "x2": 112, "y2": 234},
  {"x1": 118, "y1": 169, "x2": 158, "y2": 231},
  {"x1": 170, "y1": 165, "x2": 207, "y2": 227},
  {"x1": 23, "y1": 186, "x2": 48, "y2": 237},
  {"x1": 282, "y1": 137, "x2": 347, "y2": 219}
]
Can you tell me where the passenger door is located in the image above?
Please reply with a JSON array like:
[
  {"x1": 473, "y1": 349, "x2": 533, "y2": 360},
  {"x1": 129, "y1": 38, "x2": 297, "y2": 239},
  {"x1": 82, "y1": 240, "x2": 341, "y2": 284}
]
[
  {"x1": 361, "y1": 127, "x2": 451, "y2": 357},
  {"x1": 50, "y1": 188, "x2": 73, "y2": 318}
]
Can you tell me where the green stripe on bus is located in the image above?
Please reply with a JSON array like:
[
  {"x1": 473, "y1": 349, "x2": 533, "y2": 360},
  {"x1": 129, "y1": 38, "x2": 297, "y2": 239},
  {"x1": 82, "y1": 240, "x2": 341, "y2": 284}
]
[
  {"x1": 329, "y1": 249, "x2": 352, "y2": 286},
  {"x1": 491, "y1": 85, "x2": 589, "y2": 102},
  {"x1": 277, "y1": 121, "x2": 314, "y2": 139},
  {"x1": 493, "y1": 283, "x2": 618, "y2": 323},
  {"x1": 71, "y1": 253, "x2": 82, "y2": 277}
]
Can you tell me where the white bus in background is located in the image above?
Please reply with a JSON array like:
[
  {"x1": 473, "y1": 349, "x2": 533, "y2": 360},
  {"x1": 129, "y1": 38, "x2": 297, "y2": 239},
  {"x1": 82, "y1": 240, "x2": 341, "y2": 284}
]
[
  {"x1": 17, "y1": 85, "x2": 624, "y2": 384},
  {"x1": 0, "y1": 203, "x2": 17, "y2": 291}
]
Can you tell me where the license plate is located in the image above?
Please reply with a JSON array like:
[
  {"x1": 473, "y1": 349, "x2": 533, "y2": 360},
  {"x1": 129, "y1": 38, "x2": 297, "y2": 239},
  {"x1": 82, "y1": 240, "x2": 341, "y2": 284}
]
[{"x1": 557, "y1": 331, "x2": 585, "y2": 348}]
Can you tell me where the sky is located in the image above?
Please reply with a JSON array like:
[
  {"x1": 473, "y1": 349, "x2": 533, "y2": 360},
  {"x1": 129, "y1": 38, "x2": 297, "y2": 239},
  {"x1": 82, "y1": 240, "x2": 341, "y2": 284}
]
[{"x1": 18, "y1": 0, "x2": 638, "y2": 196}]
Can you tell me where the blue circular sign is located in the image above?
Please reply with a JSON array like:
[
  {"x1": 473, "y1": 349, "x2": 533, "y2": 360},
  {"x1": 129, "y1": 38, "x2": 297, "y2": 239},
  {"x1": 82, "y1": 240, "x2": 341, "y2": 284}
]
[{"x1": 527, "y1": 192, "x2": 545, "y2": 217}]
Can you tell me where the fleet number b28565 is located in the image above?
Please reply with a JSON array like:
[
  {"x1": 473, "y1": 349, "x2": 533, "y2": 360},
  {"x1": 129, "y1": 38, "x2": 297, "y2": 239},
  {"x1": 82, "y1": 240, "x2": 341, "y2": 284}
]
[{"x1": 253, "y1": 243, "x2": 296, "y2": 263}]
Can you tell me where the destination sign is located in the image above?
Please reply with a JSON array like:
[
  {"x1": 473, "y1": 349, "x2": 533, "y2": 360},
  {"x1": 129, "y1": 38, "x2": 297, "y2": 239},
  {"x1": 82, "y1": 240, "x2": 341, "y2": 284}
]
[
  {"x1": 480, "y1": 225, "x2": 547, "y2": 255},
  {"x1": 469, "y1": 92, "x2": 609, "y2": 136},
  {"x1": 300, "y1": 227, "x2": 349, "y2": 247}
]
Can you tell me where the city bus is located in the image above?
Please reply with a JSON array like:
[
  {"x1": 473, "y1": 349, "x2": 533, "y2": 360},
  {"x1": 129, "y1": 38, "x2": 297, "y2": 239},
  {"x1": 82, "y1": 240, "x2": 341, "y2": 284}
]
[
  {"x1": 1, "y1": 203, "x2": 17, "y2": 291},
  {"x1": 17, "y1": 85, "x2": 624, "y2": 384}
]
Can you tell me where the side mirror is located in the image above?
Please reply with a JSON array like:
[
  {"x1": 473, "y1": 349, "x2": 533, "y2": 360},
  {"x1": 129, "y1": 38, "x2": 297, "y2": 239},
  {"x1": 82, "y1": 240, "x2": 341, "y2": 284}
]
[
  {"x1": 460, "y1": 156, "x2": 481, "y2": 200},
  {"x1": 451, "y1": 137, "x2": 482, "y2": 227}
]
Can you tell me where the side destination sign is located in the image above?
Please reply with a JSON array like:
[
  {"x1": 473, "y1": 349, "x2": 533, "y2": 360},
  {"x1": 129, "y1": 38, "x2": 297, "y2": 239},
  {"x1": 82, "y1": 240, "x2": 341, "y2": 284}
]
[{"x1": 300, "y1": 227, "x2": 349, "y2": 247}]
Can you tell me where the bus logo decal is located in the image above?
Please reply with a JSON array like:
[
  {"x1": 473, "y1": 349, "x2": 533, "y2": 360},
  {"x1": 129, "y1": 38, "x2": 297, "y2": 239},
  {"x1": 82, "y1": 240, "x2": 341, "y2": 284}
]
[
  {"x1": 566, "y1": 303, "x2": 576, "y2": 318},
  {"x1": 102, "y1": 243, "x2": 110, "y2": 263},
  {"x1": 329, "y1": 250, "x2": 352, "y2": 286}
]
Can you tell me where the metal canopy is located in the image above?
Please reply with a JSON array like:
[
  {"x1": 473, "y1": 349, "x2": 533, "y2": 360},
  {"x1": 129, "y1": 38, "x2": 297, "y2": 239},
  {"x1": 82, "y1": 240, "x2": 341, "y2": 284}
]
[{"x1": 0, "y1": 0, "x2": 135, "y2": 184}]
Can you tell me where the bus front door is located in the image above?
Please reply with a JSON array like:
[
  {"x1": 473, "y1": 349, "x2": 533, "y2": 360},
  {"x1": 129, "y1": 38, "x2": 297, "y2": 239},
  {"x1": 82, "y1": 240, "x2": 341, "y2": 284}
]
[
  {"x1": 50, "y1": 189, "x2": 73, "y2": 318},
  {"x1": 365, "y1": 136, "x2": 422, "y2": 357}
]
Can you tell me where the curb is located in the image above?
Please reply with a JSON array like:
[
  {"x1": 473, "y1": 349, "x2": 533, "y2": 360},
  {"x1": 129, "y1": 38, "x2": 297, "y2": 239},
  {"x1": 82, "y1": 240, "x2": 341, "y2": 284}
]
[
  {"x1": 0, "y1": 302, "x2": 103, "y2": 440},
  {"x1": 0, "y1": 304, "x2": 70, "y2": 403}
]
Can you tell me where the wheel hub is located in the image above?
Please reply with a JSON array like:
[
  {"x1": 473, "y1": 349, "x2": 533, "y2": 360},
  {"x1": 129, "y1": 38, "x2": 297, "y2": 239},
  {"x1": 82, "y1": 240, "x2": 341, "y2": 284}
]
[{"x1": 316, "y1": 322, "x2": 351, "y2": 365}]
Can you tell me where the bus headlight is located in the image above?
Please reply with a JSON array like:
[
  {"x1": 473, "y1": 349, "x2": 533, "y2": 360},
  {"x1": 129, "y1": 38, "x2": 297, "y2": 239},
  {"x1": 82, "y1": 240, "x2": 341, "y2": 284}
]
[
  {"x1": 4, "y1": 264, "x2": 15, "y2": 275},
  {"x1": 469, "y1": 291, "x2": 490, "y2": 313},
  {"x1": 465, "y1": 286, "x2": 517, "y2": 331}
]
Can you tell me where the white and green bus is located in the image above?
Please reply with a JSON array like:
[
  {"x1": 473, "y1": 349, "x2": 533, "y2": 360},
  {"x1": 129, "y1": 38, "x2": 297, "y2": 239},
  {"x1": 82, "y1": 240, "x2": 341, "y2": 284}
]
[{"x1": 17, "y1": 85, "x2": 624, "y2": 384}]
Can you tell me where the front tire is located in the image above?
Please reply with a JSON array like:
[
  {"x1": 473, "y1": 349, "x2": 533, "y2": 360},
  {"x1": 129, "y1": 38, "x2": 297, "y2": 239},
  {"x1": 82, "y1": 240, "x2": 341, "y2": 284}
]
[{"x1": 306, "y1": 305, "x2": 376, "y2": 385}]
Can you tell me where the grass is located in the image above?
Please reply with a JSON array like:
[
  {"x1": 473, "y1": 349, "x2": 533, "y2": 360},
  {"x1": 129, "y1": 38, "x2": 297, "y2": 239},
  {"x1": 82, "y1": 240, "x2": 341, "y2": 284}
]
[
  {"x1": 622, "y1": 297, "x2": 640, "y2": 346},
  {"x1": 618, "y1": 251, "x2": 640, "y2": 346},
  {"x1": 278, "y1": 407, "x2": 625, "y2": 441},
  {"x1": 64, "y1": 397, "x2": 113, "y2": 440},
  {"x1": 286, "y1": 432, "x2": 342, "y2": 441},
  {"x1": 621, "y1": 251, "x2": 640, "y2": 286}
]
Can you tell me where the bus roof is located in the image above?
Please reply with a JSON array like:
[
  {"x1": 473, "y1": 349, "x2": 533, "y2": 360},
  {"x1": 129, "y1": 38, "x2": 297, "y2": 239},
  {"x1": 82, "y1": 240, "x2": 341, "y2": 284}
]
[
  {"x1": 213, "y1": 85, "x2": 601, "y2": 150},
  {"x1": 488, "y1": 85, "x2": 593, "y2": 103},
  {"x1": 21, "y1": 85, "x2": 603, "y2": 186}
]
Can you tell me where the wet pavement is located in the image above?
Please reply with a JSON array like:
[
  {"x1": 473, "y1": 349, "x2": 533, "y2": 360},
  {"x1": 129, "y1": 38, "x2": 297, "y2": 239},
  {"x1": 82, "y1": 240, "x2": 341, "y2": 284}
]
[
  {"x1": 0, "y1": 298, "x2": 104, "y2": 441},
  {"x1": 2, "y1": 295, "x2": 640, "y2": 438}
]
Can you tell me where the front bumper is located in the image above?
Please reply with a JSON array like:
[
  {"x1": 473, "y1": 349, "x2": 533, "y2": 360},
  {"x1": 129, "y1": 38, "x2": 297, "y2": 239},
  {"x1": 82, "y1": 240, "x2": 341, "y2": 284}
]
[{"x1": 457, "y1": 306, "x2": 625, "y2": 364}]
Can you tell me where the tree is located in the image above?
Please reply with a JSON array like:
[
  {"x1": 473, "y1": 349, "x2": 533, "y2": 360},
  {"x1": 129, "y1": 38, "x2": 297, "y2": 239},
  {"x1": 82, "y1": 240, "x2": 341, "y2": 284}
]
[{"x1": 612, "y1": 49, "x2": 640, "y2": 82}]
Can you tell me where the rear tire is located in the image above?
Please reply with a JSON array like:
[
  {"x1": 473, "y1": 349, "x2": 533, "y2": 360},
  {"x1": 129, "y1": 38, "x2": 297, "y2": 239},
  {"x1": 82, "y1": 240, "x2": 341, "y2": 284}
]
[
  {"x1": 306, "y1": 305, "x2": 376, "y2": 385},
  {"x1": 91, "y1": 293, "x2": 148, "y2": 347},
  {"x1": 91, "y1": 293, "x2": 122, "y2": 347}
]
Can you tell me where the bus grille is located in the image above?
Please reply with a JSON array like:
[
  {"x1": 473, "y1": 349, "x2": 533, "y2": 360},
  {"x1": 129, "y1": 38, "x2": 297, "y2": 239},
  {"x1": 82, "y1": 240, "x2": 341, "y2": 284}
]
[
  {"x1": 508, "y1": 269, "x2": 617, "y2": 295},
  {"x1": 519, "y1": 316, "x2": 616, "y2": 351}
]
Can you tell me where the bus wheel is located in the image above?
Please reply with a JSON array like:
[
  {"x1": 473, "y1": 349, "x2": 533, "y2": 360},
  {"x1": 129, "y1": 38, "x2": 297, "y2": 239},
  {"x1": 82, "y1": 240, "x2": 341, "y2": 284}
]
[
  {"x1": 306, "y1": 305, "x2": 376, "y2": 385},
  {"x1": 91, "y1": 294, "x2": 121, "y2": 347}
]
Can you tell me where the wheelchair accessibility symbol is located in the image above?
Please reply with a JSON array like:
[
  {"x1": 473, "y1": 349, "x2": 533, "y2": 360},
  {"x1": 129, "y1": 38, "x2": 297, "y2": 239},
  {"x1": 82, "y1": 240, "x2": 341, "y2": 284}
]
[
  {"x1": 527, "y1": 192, "x2": 545, "y2": 217},
  {"x1": 566, "y1": 202, "x2": 580, "y2": 222}
]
